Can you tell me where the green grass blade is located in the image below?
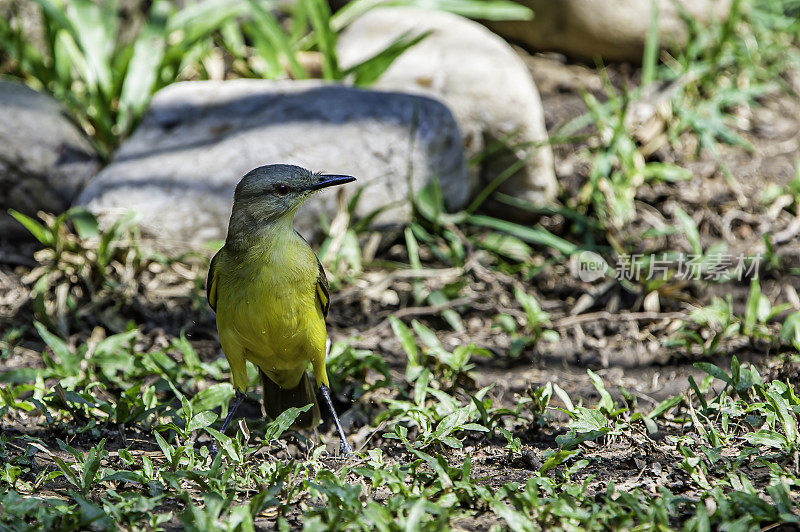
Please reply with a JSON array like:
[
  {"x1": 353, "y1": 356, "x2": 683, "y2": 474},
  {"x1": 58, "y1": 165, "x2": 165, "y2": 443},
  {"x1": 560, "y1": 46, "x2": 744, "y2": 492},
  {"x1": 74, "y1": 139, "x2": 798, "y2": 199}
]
[
  {"x1": 390, "y1": 316, "x2": 420, "y2": 368},
  {"x1": 81, "y1": 439, "x2": 105, "y2": 494},
  {"x1": 302, "y1": 0, "x2": 340, "y2": 79},
  {"x1": 641, "y1": 0, "x2": 660, "y2": 86},
  {"x1": 743, "y1": 278, "x2": 761, "y2": 337},
  {"x1": 330, "y1": 0, "x2": 384, "y2": 32},
  {"x1": 31, "y1": 0, "x2": 78, "y2": 41},
  {"x1": 465, "y1": 157, "x2": 527, "y2": 214},
  {"x1": 52, "y1": 456, "x2": 80, "y2": 489},
  {"x1": 167, "y1": 0, "x2": 249, "y2": 40},
  {"x1": 673, "y1": 207, "x2": 702, "y2": 256},
  {"x1": 8, "y1": 210, "x2": 53, "y2": 246},
  {"x1": 221, "y1": 19, "x2": 247, "y2": 59},
  {"x1": 468, "y1": 215, "x2": 578, "y2": 256},
  {"x1": 246, "y1": 0, "x2": 308, "y2": 79},
  {"x1": 68, "y1": 0, "x2": 116, "y2": 97},
  {"x1": 344, "y1": 30, "x2": 430, "y2": 86},
  {"x1": 413, "y1": 0, "x2": 533, "y2": 21},
  {"x1": 404, "y1": 227, "x2": 425, "y2": 304},
  {"x1": 494, "y1": 193, "x2": 604, "y2": 231},
  {"x1": 118, "y1": 24, "x2": 167, "y2": 133},
  {"x1": 243, "y1": 20, "x2": 284, "y2": 78},
  {"x1": 332, "y1": 0, "x2": 532, "y2": 32}
]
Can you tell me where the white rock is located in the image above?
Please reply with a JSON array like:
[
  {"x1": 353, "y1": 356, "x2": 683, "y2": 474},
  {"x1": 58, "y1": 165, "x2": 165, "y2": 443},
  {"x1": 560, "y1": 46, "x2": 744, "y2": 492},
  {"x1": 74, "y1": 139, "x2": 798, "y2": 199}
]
[
  {"x1": 486, "y1": 0, "x2": 732, "y2": 62},
  {"x1": 75, "y1": 80, "x2": 467, "y2": 250},
  {"x1": 337, "y1": 7, "x2": 556, "y2": 214},
  {"x1": 0, "y1": 80, "x2": 100, "y2": 237}
]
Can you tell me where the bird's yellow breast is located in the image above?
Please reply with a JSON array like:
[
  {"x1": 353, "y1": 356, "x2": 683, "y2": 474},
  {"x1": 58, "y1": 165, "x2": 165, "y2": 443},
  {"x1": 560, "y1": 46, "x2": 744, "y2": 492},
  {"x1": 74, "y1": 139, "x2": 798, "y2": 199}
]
[{"x1": 214, "y1": 231, "x2": 327, "y2": 388}]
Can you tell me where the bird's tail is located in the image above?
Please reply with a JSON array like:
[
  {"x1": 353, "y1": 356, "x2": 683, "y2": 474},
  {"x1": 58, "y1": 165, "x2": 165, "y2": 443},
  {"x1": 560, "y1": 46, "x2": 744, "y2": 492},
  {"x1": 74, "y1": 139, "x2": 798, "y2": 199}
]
[{"x1": 260, "y1": 370, "x2": 321, "y2": 429}]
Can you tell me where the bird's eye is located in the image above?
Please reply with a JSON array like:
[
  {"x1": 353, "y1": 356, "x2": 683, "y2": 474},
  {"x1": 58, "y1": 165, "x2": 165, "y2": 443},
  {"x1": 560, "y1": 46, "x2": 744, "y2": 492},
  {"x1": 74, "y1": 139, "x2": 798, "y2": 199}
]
[{"x1": 275, "y1": 183, "x2": 289, "y2": 195}]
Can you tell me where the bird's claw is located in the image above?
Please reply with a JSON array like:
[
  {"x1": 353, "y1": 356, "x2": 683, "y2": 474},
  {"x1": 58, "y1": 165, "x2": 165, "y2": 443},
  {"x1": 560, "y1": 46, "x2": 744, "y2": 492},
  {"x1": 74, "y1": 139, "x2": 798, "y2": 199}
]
[{"x1": 340, "y1": 441, "x2": 353, "y2": 457}]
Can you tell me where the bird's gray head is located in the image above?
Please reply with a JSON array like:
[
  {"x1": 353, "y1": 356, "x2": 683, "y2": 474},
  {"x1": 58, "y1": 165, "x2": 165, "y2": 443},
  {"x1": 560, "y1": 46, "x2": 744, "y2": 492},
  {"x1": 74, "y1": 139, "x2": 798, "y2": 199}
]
[{"x1": 230, "y1": 164, "x2": 355, "y2": 226}]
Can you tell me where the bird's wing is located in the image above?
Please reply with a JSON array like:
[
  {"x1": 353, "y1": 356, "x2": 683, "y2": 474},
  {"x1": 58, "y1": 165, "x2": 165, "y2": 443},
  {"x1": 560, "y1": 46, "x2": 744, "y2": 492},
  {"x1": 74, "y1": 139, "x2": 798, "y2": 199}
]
[
  {"x1": 207, "y1": 251, "x2": 220, "y2": 311},
  {"x1": 295, "y1": 230, "x2": 330, "y2": 318},
  {"x1": 315, "y1": 257, "x2": 330, "y2": 318}
]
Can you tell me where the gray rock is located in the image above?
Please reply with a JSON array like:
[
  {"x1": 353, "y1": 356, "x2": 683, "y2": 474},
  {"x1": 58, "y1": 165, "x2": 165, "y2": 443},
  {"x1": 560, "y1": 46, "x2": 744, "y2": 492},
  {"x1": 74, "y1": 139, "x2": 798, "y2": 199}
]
[
  {"x1": 76, "y1": 80, "x2": 467, "y2": 249},
  {"x1": 337, "y1": 7, "x2": 556, "y2": 215},
  {"x1": 0, "y1": 80, "x2": 101, "y2": 238},
  {"x1": 486, "y1": 0, "x2": 732, "y2": 62}
]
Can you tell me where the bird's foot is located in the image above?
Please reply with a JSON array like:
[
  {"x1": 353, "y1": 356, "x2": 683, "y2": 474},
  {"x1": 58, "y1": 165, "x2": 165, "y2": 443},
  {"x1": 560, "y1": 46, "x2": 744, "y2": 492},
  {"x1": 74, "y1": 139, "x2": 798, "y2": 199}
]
[
  {"x1": 339, "y1": 440, "x2": 353, "y2": 457},
  {"x1": 209, "y1": 441, "x2": 219, "y2": 459}
]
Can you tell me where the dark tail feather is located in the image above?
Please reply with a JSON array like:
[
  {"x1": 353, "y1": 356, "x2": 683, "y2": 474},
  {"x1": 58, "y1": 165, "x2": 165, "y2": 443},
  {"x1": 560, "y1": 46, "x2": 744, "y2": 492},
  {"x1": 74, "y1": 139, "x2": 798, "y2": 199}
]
[{"x1": 260, "y1": 370, "x2": 321, "y2": 429}]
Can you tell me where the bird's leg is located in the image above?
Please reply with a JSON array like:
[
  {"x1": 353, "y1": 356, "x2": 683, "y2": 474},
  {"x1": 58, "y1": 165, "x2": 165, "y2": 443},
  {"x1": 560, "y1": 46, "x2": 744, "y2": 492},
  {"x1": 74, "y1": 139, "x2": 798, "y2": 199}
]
[
  {"x1": 319, "y1": 384, "x2": 353, "y2": 456},
  {"x1": 210, "y1": 390, "x2": 244, "y2": 456},
  {"x1": 220, "y1": 390, "x2": 245, "y2": 433}
]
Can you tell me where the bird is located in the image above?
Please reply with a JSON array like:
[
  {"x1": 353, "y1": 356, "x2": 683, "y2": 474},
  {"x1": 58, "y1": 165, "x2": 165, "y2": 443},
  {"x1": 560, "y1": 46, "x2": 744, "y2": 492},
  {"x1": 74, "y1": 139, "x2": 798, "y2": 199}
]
[{"x1": 206, "y1": 164, "x2": 355, "y2": 455}]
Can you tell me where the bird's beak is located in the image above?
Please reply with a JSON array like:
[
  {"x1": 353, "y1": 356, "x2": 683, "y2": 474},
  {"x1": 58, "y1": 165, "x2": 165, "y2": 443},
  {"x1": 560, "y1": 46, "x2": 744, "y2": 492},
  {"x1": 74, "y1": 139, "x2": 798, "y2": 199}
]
[{"x1": 308, "y1": 174, "x2": 356, "y2": 191}]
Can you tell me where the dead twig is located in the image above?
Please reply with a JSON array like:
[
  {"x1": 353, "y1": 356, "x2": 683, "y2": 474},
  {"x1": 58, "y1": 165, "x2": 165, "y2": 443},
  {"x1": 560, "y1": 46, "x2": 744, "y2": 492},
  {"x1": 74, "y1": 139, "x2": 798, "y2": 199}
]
[
  {"x1": 772, "y1": 209, "x2": 800, "y2": 245},
  {"x1": 554, "y1": 311, "x2": 685, "y2": 329}
]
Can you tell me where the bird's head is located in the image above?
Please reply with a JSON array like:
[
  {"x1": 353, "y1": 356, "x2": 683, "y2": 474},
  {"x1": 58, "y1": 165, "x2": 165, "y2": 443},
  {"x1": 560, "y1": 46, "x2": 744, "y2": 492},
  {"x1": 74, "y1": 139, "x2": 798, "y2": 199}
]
[{"x1": 231, "y1": 164, "x2": 355, "y2": 225}]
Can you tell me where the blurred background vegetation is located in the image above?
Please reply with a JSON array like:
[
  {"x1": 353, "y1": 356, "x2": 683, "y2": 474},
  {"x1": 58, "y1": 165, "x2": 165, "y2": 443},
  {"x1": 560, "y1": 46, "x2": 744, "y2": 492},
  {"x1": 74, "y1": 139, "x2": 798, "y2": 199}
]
[{"x1": 0, "y1": 0, "x2": 531, "y2": 157}]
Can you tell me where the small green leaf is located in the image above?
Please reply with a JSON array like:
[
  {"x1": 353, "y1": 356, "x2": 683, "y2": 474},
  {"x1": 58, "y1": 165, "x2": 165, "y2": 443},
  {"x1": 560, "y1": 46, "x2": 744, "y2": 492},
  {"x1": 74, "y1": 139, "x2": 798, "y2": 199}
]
[
  {"x1": 539, "y1": 449, "x2": 577, "y2": 475},
  {"x1": 34, "y1": 322, "x2": 78, "y2": 374},
  {"x1": 743, "y1": 430, "x2": 789, "y2": 451},
  {"x1": 263, "y1": 404, "x2": 313, "y2": 442},
  {"x1": 780, "y1": 312, "x2": 800, "y2": 351},
  {"x1": 191, "y1": 383, "x2": 235, "y2": 413},
  {"x1": 205, "y1": 427, "x2": 239, "y2": 461},
  {"x1": 647, "y1": 396, "x2": 683, "y2": 419},
  {"x1": 586, "y1": 370, "x2": 615, "y2": 415},
  {"x1": 411, "y1": 320, "x2": 442, "y2": 350},
  {"x1": 187, "y1": 411, "x2": 218, "y2": 432},
  {"x1": 641, "y1": 163, "x2": 692, "y2": 182},
  {"x1": 65, "y1": 207, "x2": 99, "y2": 239},
  {"x1": 694, "y1": 362, "x2": 734, "y2": 387},
  {"x1": 570, "y1": 406, "x2": 607, "y2": 433}
]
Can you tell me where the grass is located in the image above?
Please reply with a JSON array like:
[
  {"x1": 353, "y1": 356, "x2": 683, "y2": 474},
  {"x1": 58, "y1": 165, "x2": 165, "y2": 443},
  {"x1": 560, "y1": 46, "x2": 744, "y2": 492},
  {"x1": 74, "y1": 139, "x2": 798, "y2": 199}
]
[
  {"x1": 2, "y1": 0, "x2": 800, "y2": 529},
  {"x1": 1, "y1": 292, "x2": 798, "y2": 529}
]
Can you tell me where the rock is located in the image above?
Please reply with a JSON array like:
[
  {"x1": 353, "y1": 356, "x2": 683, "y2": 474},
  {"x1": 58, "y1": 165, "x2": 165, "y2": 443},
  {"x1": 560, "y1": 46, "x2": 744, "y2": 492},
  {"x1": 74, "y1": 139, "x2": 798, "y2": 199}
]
[
  {"x1": 0, "y1": 80, "x2": 101, "y2": 238},
  {"x1": 486, "y1": 0, "x2": 732, "y2": 62},
  {"x1": 337, "y1": 7, "x2": 556, "y2": 216},
  {"x1": 76, "y1": 80, "x2": 466, "y2": 250}
]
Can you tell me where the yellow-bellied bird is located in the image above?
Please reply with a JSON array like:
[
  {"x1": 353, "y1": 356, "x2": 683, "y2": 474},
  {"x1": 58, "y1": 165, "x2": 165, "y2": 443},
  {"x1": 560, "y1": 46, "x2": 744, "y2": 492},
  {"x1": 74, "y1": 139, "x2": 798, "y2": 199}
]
[{"x1": 207, "y1": 164, "x2": 355, "y2": 454}]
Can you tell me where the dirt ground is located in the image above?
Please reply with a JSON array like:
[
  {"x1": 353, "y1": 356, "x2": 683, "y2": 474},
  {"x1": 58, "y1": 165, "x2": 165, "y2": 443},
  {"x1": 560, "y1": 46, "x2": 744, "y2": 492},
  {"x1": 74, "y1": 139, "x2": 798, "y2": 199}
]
[{"x1": 1, "y1": 48, "x2": 799, "y2": 527}]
